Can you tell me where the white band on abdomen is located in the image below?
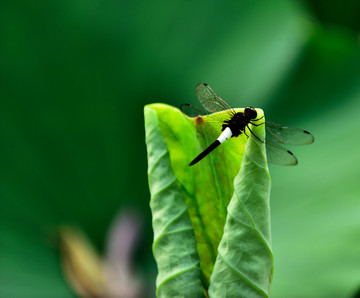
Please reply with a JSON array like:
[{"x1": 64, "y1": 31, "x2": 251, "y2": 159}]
[{"x1": 217, "y1": 127, "x2": 232, "y2": 144}]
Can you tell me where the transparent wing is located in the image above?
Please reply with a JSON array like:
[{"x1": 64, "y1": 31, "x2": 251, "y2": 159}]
[
  {"x1": 196, "y1": 83, "x2": 234, "y2": 113},
  {"x1": 180, "y1": 103, "x2": 233, "y2": 126},
  {"x1": 265, "y1": 121, "x2": 315, "y2": 145},
  {"x1": 180, "y1": 103, "x2": 209, "y2": 117},
  {"x1": 266, "y1": 141, "x2": 298, "y2": 166}
]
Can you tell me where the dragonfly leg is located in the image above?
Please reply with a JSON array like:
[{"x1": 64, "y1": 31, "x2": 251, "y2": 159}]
[
  {"x1": 250, "y1": 116, "x2": 264, "y2": 126},
  {"x1": 244, "y1": 130, "x2": 249, "y2": 138},
  {"x1": 249, "y1": 121, "x2": 264, "y2": 126},
  {"x1": 246, "y1": 125, "x2": 264, "y2": 143},
  {"x1": 253, "y1": 115, "x2": 264, "y2": 121}
]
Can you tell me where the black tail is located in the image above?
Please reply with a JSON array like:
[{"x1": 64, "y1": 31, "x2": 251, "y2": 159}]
[{"x1": 189, "y1": 140, "x2": 221, "y2": 166}]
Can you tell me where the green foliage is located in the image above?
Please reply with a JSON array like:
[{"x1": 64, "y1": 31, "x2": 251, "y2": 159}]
[
  {"x1": 145, "y1": 106, "x2": 204, "y2": 297},
  {"x1": 145, "y1": 104, "x2": 272, "y2": 297}
]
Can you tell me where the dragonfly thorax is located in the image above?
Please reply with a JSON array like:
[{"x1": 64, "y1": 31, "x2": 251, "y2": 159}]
[{"x1": 222, "y1": 107, "x2": 258, "y2": 137}]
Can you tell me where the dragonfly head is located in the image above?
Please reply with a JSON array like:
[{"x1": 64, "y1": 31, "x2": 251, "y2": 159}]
[{"x1": 244, "y1": 107, "x2": 257, "y2": 120}]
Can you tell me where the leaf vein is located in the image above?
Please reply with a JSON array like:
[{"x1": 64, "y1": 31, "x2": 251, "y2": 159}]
[
  {"x1": 147, "y1": 148, "x2": 169, "y2": 177},
  {"x1": 145, "y1": 124, "x2": 158, "y2": 140},
  {"x1": 149, "y1": 175, "x2": 177, "y2": 205},
  {"x1": 161, "y1": 227, "x2": 194, "y2": 237},
  {"x1": 233, "y1": 190, "x2": 273, "y2": 259},
  {"x1": 153, "y1": 206, "x2": 188, "y2": 245},
  {"x1": 217, "y1": 252, "x2": 268, "y2": 297},
  {"x1": 156, "y1": 264, "x2": 201, "y2": 295},
  {"x1": 226, "y1": 210, "x2": 253, "y2": 229}
]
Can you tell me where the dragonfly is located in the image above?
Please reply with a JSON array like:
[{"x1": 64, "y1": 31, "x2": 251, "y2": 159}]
[{"x1": 180, "y1": 83, "x2": 314, "y2": 166}]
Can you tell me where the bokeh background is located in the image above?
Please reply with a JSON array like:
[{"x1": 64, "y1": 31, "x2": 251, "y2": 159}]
[{"x1": 1, "y1": 0, "x2": 360, "y2": 297}]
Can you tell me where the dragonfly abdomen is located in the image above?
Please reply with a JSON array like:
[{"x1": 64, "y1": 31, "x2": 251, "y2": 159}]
[
  {"x1": 189, "y1": 140, "x2": 221, "y2": 166},
  {"x1": 189, "y1": 127, "x2": 232, "y2": 166}
]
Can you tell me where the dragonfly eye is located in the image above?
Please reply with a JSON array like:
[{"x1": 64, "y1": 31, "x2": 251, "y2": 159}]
[{"x1": 244, "y1": 107, "x2": 257, "y2": 119}]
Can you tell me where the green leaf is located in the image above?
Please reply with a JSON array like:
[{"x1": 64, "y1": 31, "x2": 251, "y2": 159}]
[
  {"x1": 208, "y1": 122, "x2": 272, "y2": 297},
  {"x1": 145, "y1": 103, "x2": 272, "y2": 296},
  {"x1": 145, "y1": 105, "x2": 204, "y2": 297}
]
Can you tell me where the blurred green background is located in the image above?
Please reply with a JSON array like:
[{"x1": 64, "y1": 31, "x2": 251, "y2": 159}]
[{"x1": 1, "y1": 0, "x2": 360, "y2": 297}]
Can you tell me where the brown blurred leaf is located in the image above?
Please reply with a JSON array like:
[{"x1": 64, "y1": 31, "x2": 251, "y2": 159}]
[{"x1": 59, "y1": 226, "x2": 106, "y2": 298}]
